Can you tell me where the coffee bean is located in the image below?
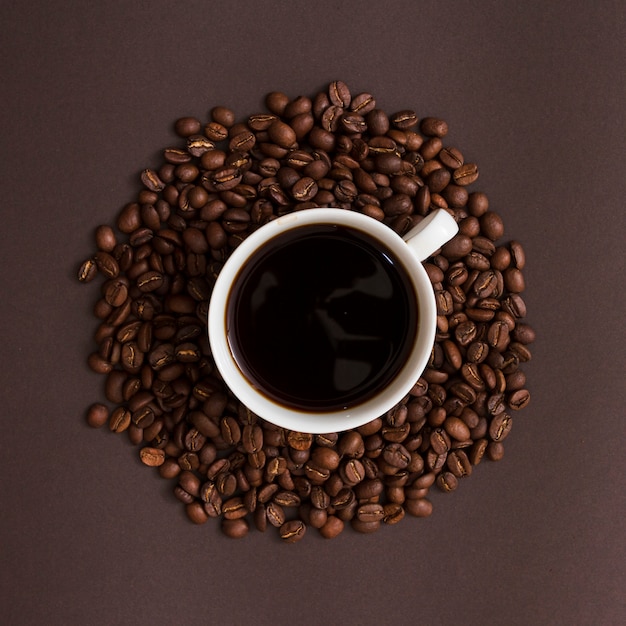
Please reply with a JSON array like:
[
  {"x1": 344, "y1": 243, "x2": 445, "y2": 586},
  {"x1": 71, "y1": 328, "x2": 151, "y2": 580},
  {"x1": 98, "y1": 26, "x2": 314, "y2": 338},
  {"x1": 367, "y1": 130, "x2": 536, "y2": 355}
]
[
  {"x1": 86, "y1": 403, "x2": 109, "y2": 428},
  {"x1": 447, "y1": 450, "x2": 472, "y2": 478},
  {"x1": 283, "y1": 96, "x2": 312, "y2": 119},
  {"x1": 430, "y1": 428, "x2": 451, "y2": 455},
  {"x1": 453, "y1": 163, "x2": 479, "y2": 186},
  {"x1": 187, "y1": 135, "x2": 215, "y2": 158},
  {"x1": 503, "y1": 267, "x2": 526, "y2": 293},
  {"x1": 185, "y1": 502, "x2": 208, "y2": 525},
  {"x1": 329, "y1": 80, "x2": 351, "y2": 108},
  {"x1": 208, "y1": 106, "x2": 235, "y2": 128},
  {"x1": 140, "y1": 169, "x2": 165, "y2": 192},
  {"x1": 221, "y1": 518, "x2": 249, "y2": 539},
  {"x1": 136, "y1": 270, "x2": 164, "y2": 293},
  {"x1": 279, "y1": 520, "x2": 306, "y2": 543},
  {"x1": 405, "y1": 498, "x2": 433, "y2": 518},
  {"x1": 94, "y1": 251, "x2": 119, "y2": 279},
  {"x1": 508, "y1": 389, "x2": 530, "y2": 410},
  {"x1": 365, "y1": 109, "x2": 389, "y2": 136},
  {"x1": 382, "y1": 443, "x2": 411, "y2": 469},
  {"x1": 351, "y1": 518, "x2": 381, "y2": 534},
  {"x1": 174, "y1": 116, "x2": 201, "y2": 137},
  {"x1": 291, "y1": 176, "x2": 318, "y2": 201},
  {"x1": 139, "y1": 446, "x2": 165, "y2": 467},
  {"x1": 287, "y1": 430, "x2": 313, "y2": 451},
  {"x1": 382, "y1": 503, "x2": 404, "y2": 525},
  {"x1": 319, "y1": 515, "x2": 344, "y2": 539},
  {"x1": 488, "y1": 320, "x2": 510, "y2": 351},
  {"x1": 488, "y1": 412, "x2": 511, "y2": 442},
  {"x1": 436, "y1": 471, "x2": 459, "y2": 493},
  {"x1": 267, "y1": 120, "x2": 296, "y2": 149},
  {"x1": 486, "y1": 441, "x2": 505, "y2": 462},
  {"x1": 78, "y1": 258, "x2": 98, "y2": 283},
  {"x1": 337, "y1": 431, "x2": 364, "y2": 458},
  {"x1": 104, "y1": 279, "x2": 128, "y2": 307},
  {"x1": 350, "y1": 93, "x2": 375, "y2": 114},
  {"x1": 480, "y1": 211, "x2": 505, "y2": 240},
  {"x1": 310, "y1": 446, "x2": 340, "y2": 471},
  {"x1": 87, "y1": 352, "x2": 112, "y2": 374},
  {"x1": 439, "y1": 146, "x2": 464, "y2": 168},
  {"x1": 391, "y1": 110, "x2": 418, "y2": 130},
  {"x1": 420, "y1": 117, "x2": 448, "y2": 137},
  {"x1": 441, "y1": 234, "x2": 473, "y2": 260},
  {"x1": 94, "y1": 225, "x2": 117, "y2": 252},
  {"x1": 340, "y1": 458, "x2": 365, "y2": 485}
]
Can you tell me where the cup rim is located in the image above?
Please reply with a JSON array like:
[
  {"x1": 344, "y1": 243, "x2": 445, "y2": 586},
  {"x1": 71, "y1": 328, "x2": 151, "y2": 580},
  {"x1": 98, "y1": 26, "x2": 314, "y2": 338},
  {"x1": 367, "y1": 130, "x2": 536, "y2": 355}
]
[{"x1": 208, "y1": 208, "x2": 437, "y2": 433}]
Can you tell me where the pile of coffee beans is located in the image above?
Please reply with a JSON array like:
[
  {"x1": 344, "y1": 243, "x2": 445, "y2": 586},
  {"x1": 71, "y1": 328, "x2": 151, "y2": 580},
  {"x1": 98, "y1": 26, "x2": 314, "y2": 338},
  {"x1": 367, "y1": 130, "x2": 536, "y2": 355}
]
[{"x1": 79, "y1": 81, "x2": 534, "y2": 542}]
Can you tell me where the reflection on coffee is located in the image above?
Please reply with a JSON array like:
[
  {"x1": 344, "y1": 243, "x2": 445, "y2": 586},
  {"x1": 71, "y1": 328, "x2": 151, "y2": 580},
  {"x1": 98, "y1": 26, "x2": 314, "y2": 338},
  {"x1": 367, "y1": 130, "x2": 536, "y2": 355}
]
[{"x1": 227, "y1": 224, "x2": 418, "y2": 411}]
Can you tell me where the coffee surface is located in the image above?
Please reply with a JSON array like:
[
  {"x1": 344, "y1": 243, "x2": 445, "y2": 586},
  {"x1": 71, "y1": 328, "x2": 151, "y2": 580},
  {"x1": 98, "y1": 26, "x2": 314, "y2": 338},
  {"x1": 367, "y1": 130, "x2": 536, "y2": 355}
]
[{"x1": 227, "y1": 225, "x2": 418, "y2": 410}]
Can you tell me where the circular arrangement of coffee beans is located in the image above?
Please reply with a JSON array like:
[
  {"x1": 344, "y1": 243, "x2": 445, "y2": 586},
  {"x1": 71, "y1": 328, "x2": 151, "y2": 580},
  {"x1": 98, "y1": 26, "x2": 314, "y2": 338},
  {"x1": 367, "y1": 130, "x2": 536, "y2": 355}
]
[{"x1": 79, "y1": 81, "x2": 534, "y2": 542}]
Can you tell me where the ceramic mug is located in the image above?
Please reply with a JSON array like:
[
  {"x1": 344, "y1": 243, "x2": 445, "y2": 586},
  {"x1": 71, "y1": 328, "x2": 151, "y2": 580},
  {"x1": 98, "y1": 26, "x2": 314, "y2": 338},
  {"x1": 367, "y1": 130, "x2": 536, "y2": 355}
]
[{"x1": 208, "y1": 208, "x2": 458, "y2": 433}]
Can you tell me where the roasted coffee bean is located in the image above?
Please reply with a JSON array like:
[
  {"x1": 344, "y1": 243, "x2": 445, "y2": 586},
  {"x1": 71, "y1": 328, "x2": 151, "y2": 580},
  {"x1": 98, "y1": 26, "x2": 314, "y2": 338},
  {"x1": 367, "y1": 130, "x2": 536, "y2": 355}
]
[
  {"x1": 508, "y1": 240, "x2": 526, "y2": 269},
  {"x1": 291, "y1": 176, "x2": 318, "y2": 201},
  {"x1": 480, "y1": 211, "x2": 505, "y2": 240},
  {"x1": 304, "y1": 461, "x2": 330, "y2": 484},
  {"x1": 382, "y1": 443, "x2": 411, "y2": 469},
  {"x1": 436, "y1": 472, "x2": 459, "y2": 493},
  {"x1": 420, "y1": 117, "x2": 448, "y2": 137},
  {"x1": 442, "y1": 234, "x2": 473, "y2": 260},
  {"x1": 287, "y1": 430, "x2": 313, "y2": 451},
  {"x1": 208, "y1": 106, "x2": 235, "y2": 128},
  {"x1": 141, "y1": 169, "x2": 165, "y2": 192},
  {"x1": 94, "y1": 251, "x2": 119, "y2": 279},
  {"x1": 391, "y1": 110, "x2": 418, "y2": 130},
  {"x1": 430, "y1": 428, "x2": 451, "y2": 455},
  {"x1": 94, "y1": 225, "x2": 117, "y2": 253},
  {"x1": 382, "y1": 503, "x2": 405, "y2": 525},
  {"x1": 310, "y1": 446, "x2": 340, "y2": 470},
  {"x1": 340, "y1": 458, "x2": 365, "y2": 485},
  {"x1": 267, "y1": 120, "x2": 296, "y2": 149},
  {"x1": 86, "y1": 403, "x2": 109, "y2": 428},
  {"x1": 439, "y1": 146, "x2": 464, "y2": 168},
  {"x1": 174, "y1": 116, "x2": 201, "y2": 137},
  {"x1": 508, "y1": 389, "x2": 531, "y2": 410},
  {"x1": 319, "y1": 516, "x2": 344, "y2": 538},
  {"x1": 453, "y1": 163, "x2": 479, "y2": 186},
  {"x1": 489, "y1": 412, "x2": 513, "y2": 442},
  {"x1": 139, "y1": 446, "x2": 165, "y2": 467},
  {"x1": 503, "y1": 267, "x2": 526, "y2": 293},
  {"x1": 221, "y1": 518, "x2": 249, "y2": 539},
  {"x1": 87, "y1": 352, "x2": 112, "y2": 374},
  {"x1": 136, "y1": 271, "x2": 164, "y2": 293},
  {"x1": 186, "y1": 502, "x2": 209, "y2": 525},
  {"x1": 405, "y1": 498, "x2": 433, "y2": 518},
  {"x1": 279, "y1": 520, "x2": 306, "y2": 543},
  {"x1": 337, "y1": 431, "x2": 364, "y2": 458},
  {"x1": 350, "y1": 93, "x2": 375, "y2": 114},
  {"x1": 329, "y1": 80, "x2": 351, "y2": 107},
  {"x1": 447, "y1": 450, "x2": 472, "y2": 478},
  {"x1": 103, "y1": 279, "x2": 128, "y2": 307},
  {"x1": 78, "y1": 258, "x2": 98, "y2": 282},
  {"x1": 466, "y1": 341, "x2": 489, "y2": 363},
  {"x1": 351, "y1": 518, "x2": 381, "y2": 534}
]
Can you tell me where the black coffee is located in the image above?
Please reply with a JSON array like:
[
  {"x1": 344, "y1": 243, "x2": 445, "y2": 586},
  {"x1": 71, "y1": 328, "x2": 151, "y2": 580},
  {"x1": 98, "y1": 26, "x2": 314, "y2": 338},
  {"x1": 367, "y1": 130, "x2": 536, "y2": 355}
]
[{"x1": 227, "y1": 224, "x2": 418, "y2": 411}]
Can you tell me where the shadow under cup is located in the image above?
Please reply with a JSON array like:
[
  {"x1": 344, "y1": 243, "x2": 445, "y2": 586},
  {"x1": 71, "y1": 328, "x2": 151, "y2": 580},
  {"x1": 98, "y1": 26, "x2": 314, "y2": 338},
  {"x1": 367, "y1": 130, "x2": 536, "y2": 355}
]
[{"x1": 208, "y1": 209, "x2": 442, "y2": 434}]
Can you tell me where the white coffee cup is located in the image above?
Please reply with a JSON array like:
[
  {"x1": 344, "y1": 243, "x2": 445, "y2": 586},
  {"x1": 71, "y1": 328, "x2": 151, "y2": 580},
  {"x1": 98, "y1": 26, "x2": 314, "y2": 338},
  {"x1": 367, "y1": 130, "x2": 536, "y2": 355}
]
[{"x1": 208, "y1": 208, "x2": 458, "y2": 433}]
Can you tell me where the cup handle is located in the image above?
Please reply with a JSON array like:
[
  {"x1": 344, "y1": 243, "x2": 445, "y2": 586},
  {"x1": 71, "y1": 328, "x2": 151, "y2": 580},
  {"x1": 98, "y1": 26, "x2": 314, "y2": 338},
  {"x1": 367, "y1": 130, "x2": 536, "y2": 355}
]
[{"x1": 402, "y1": 209, "x2": 459, "y2": 262}]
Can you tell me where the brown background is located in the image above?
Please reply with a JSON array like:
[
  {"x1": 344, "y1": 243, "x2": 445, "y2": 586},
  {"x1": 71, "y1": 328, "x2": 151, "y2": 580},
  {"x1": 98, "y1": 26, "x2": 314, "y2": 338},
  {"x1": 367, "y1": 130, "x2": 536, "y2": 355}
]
[{"x1": 1, "y1": 1, "x2": 624, "y2": 624}]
